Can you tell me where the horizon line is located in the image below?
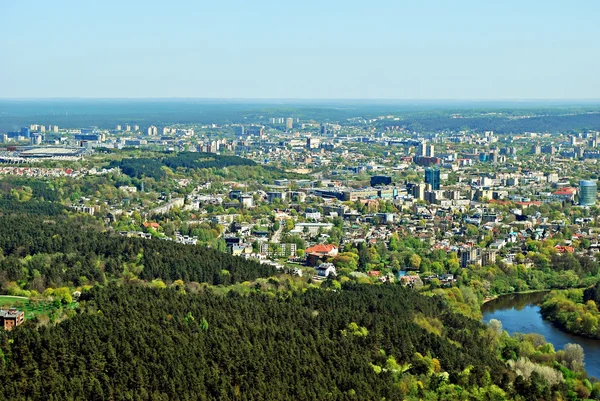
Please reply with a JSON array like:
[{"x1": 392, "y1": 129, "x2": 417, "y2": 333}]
[{"x1": 2, "y1": 97, "x2": 600, "y2": 102}]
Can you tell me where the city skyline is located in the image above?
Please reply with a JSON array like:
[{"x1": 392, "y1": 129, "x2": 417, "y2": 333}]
[{"x1": 1, "y1": 1, "x2": 600, "y2": 99}]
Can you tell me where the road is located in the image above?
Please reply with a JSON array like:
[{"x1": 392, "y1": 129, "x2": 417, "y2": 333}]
[{"x1": 270, "y1": 223, "x2": 283, "y2": 243}]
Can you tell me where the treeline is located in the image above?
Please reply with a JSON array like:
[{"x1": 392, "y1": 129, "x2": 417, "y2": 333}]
[
  {"x1": 0, "y1": 215, "x2": 275, "y2": 292},
  {"x1": 110, "y1": 152, "x2": 256, "y2": 179},
  {"x1": 541, "y1": 285, "x2": 600, "y2": 339},
  {"x1": 0, "y1": 198, "x2": 66, "y2": 216},
  {"x1": 0, "y1": 178, "x2": 66, "y2": 216},
  {"x1": 0, "y1": 283, "x2": 578, "y2": 400},
  {"x1": 380, "y1": 112, "x2": 600, "y2": 134}
]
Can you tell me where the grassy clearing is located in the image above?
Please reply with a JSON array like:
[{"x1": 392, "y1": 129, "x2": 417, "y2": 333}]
[{"x1": 0, "y1": 296, "x2": 77, "y2": 319}]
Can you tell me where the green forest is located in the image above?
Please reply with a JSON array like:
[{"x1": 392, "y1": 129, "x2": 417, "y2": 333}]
[
  {"x1": 0, "y1": 215, "x2": 275, "y2": 294},
  {"x1": 0, "y1": 283, "x2": 596, "y2": 400},
  {"x1": 541, "y1": 283, "x2": 600, "y2": 339},
  {"x1": 110, "y1": 152, "x2": 256, "y2": 180}
]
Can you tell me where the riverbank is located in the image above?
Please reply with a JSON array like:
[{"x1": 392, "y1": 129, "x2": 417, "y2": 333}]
[
  {"x1": 482, "y1": 289, "x2": 550, "y2": 305},
  {"x1": 539, "y1": 288, "x2": 600, "y2": 341},
  {"x1": 482, "y1": 291, "x2": 600, "y2": 379}
]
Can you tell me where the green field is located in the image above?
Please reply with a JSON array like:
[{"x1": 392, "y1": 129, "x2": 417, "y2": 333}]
[{"x1": 0, "y1": 295, "x2": 77, "y2": 319}]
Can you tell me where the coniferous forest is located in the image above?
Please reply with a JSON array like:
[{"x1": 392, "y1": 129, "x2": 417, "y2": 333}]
[
  {"x1": 109, "y1": 152, "x2": 256, "y2": 180},
  {"x1": 0, "y1": 283, "x2": 541, "y2": 401},
  {"x1": 0, "y1": 214, "x2": 275, "y2": 288}
]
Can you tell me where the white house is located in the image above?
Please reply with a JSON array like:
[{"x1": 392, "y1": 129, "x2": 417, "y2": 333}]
[{"x1": 316, "y1": 263, "x2": 336, "y2": 278}]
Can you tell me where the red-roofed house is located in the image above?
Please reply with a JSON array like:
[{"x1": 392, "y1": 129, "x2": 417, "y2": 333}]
[
  {"x1": 143, "y1": 222, "x2": 161, "y2": 229},
  {"x1": 555, "y1": 245, "x2": 575, "y2": 253},
  {"x1": 552, "y1": 188, "x2": 577, "y2": 202},
  {"x1": 305, "y1": 244, "x2": 338, "y2": 266}
]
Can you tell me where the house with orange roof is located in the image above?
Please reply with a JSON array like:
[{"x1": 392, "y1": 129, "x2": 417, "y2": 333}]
[
  {"x1": 554, "y1": 245, "x2": 575, "y2": 253},
  {"x1": 305, "y1": 244, "x2": 338, "y2": 266},
  {"x1": 552, "y1": 187, "x2": 577, "y2": 202}
]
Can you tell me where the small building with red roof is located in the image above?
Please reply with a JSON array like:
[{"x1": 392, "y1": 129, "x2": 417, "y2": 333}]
[
  {"x1": 552, "y1": 187, "x2": 577, "y2": 202},
  {"x1": 305, "y1": 244, "x2": 338, "y2": 266}
]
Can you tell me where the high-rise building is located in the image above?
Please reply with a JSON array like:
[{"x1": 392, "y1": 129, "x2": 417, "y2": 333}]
[
  {"x1": 427, "y1": 144, "x2": 435, "y2": 157},
  {"x1": 147, "y1": 125, "x2": 158, "y2": 136},
  {"x1": 541, "y1": 145, "x2": 555, "y2": 154},
  {"x1": 20, "y1": 127, "x2": 30, "y2": 138},
  {"x1": 234, "y1": 126, "x2": 245, "y2": 136},
  {"x1": 116, "y1": 125, "x2": 122, "y2": 131},
  {"x1": 307, "y1": 137, "x2": 320, "y2": 149},
  {"x1": 459, "y1": 246, "x2": 478, "y2": 268},
  {"x1": 579, "y1": 180, "x2": 597, "y2": 206},
  {"x1": 425, "y1": 167, "x2": 441, "y2": 190},
  {"x1": 125, "y1": 125, "x2": 131, "y2": 131},
  {"x1": 30, "y1": 134, "x2": 42, "y2": 145},
  {"x1": 481, "y1": 250, "x2": 497, "y2": 266},
  {"x1": 411, "y1": 183, "x2": 426, "y2": 200},
  {"x1": 134, "y1": 125, "x2": 140, "y2": 131},
  {"x1": 286, "y1": 118, "x2": 293, "y2": 130}
]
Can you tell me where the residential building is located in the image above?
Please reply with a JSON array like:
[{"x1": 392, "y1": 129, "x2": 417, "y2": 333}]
[
  {"x1": 147, "y1": 125, "x2": 158, "y2": 136},
  {"x1": 315, "y1": 263, "x2": 336, "y2": 278},
  {"x1": 0, "y1": 309, "x2": 24, "y2": 331}
]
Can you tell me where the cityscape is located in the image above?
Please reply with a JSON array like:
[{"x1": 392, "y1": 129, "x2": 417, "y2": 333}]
[{"x1": 2, "y1": 0, "x2": 600, "y2": 400}]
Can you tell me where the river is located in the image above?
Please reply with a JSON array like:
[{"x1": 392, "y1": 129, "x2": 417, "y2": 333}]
[{"x1": 481, "y1": 291, "x2": 600, "y2": 379}]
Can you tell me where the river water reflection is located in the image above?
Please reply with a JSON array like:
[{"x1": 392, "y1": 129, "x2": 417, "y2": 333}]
[{"x1": 481, "y1": 291, "x2": 600, "y2": 379}]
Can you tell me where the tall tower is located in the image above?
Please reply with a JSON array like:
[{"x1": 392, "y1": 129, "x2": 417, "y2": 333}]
[
  {"x1": 579, "y1": 180, "x2": 597, "y2": 206},
  {"x1": 425, "y1": 167, "x2": 441, "y2": 190}
]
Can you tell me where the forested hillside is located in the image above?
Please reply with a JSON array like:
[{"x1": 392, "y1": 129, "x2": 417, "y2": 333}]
[
  {"x1": 110, "y1": 152, "x2": 256, "y2": 180},
  {"x1": 0, "y1": 215, "x2": 275, "y2": 291},
  {"x1": 0, "y1": 284, "x2": 534, "y2": 400}
]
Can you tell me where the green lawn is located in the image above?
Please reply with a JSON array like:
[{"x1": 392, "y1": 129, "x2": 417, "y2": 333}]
[
  {"x1": 0, "y1": 295, "x2": 29, "y2": 306},
  {"x1": 0, "y1": 296, "x2": 78, "y2": 319}
]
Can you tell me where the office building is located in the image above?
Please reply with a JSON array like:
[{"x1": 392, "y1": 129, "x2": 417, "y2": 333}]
[
  {"x1": 579, "y1": 180, "x2": 597, "y2": 206},
  {"x1": 370, "y1": 175, "x2": 392, "y2": 186},
  {"x1": 425, "y1": 167, "x2": 441, "y2": 190}
]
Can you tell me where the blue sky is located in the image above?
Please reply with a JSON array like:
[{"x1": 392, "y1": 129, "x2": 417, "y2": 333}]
[{"x1": 1, "y1": 0, "x2": 599, "y2": 99}]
